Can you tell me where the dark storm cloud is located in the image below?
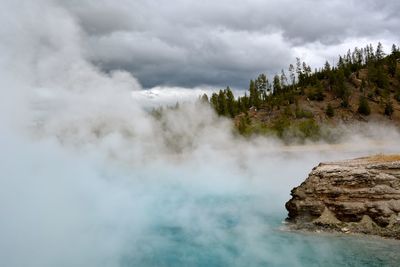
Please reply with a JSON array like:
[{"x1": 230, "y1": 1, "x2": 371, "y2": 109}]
[{"x1": 60, "y1": 0, "x2": 400, "y2": 88}]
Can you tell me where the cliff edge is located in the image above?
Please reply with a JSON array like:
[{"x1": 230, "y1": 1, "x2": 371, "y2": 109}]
[{"x1": 285, "y1": 155, "x2": 400, "y2": 239}]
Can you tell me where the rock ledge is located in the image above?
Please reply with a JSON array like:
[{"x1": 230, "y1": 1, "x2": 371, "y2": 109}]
[{"x1": 285, "y1": 155, "x2": 400, "y2": 239}]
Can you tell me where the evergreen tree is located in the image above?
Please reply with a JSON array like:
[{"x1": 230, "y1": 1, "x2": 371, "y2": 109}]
[
  {"x1": 240, "y1": 93, "x2": 250, "y2": 111},
  {"x1": 357, "y1": 96, "x2": 371, "y2": 115},
  {"x1": 217, "y1": 90, "x2": 228, "y2": 116},
  {"x1": 280, "y1": 69, "x2": 288, "y2": 88},
  {"x1": 392, "y1": 44, "x2": 398, "y2": 55},
  {"x1": 266, "y1": 79, "x2": 272, "y2": 94},
  {"x1": 368, "y1": 44, "x2": 376, "y2": 62},
  {"x1": 376, "y1": 42, "x2": 384, "y2": 61},
  {"x1": 345, "y1": 49, "x2": 352, "y2": 65},
  {"x1": 210, "y1": 92, "x2": 219, "y2": 112},
  {"x1": 375, "y1": 65, "x2": 389, "y2": 89},
  {"x1": 288, "y1": 64, "x2": 296, "y2": 87},
  {"x1": 255, "y1": 74, "x2": 267, "y2": 95},
  {"x1": 384, "y1": 100, "x2": 394, "y2": 117},
  {"x1": 273, "y1": 75, "x2": 282, "y2": 94},
  {"x1": 225, "y1": 87, "x2": 236, "y2": 118},
  {"x1": 388, "y1": 44, "x2": 398, "y2": 77},
  {"x1": 388, "y1": 56, "x2": 397, "y2": 77},
  {"x1": 338, "y1": 56, "x2": 345, "y2": 69},
  {"x1": 237, "y1": 98, "x2": 243, "y2": 112},
  {"x1": 200, "y1": 93, "x2": 209, "y2": 104},
  {"x1": 365, "y1": 44, "x2": 372, "y2": 63},
  {"x1": 324, "y1": 61, "x2": 331, "y2": 72},
  {"x1": 296, "y1": 57, "x2": 302, "y2": 76},
  {"x1": 354, "y1": 47, "x2": 363, "y2": 67},
  {"x1": 314, "y1": 81, "x2": 325, "y2": 101},
  {"x1": 249, "y1": 79, "x2": 260, "y2": 108},
  {"x1": 151, "y1": 106, "x2": 163, "y2": 120},
  {"x1": 296, "y1": 57, "x2": 304, "y2": 85},
  {"x1": 326, "y1": 103, "x2": 335, "y2": 118},
  {"x1": 302, "y1": 62, "x2": 312, "y2": 78}
]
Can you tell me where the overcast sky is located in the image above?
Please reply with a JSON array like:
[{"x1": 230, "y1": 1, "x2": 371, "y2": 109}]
[{"x1": 59, "y1": 0, "x2": 400, "y2": 89}]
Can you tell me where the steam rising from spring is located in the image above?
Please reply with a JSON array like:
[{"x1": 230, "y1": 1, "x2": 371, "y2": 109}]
[{"x1": 1, "y1": 1, "x2": 400, "y2": 266}]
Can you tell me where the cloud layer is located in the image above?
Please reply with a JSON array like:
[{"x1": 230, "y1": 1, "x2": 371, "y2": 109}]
[{"x1": 60, "y1": 0, "x2": 400, "y2": 88}]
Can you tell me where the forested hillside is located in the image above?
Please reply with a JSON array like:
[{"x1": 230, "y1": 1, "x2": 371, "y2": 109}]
[{"x1": 199, "y1": 43, "x2": 400, "y2": 140}]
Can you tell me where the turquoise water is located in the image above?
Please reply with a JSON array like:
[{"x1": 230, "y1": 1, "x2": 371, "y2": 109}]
[
  {"x1": 119, "y1": 193, "x2": 400, "y2": 267},
  {"x1": 3, "y1": 136, "x2": 400, "y2": 267}
]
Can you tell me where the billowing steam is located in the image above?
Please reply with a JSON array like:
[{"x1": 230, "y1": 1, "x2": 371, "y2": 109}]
[{"x1": 1, "y1": 1, "x2": 399, "y2": 267}]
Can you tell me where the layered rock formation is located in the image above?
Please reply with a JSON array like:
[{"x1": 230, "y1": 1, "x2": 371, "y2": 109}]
[{"x1": 285, "y1": 155, "x2": 400, "y2": 239}]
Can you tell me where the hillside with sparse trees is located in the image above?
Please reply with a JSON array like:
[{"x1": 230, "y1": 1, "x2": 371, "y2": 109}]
[{"x1": 197, "y1": 43, "x2": 400, "y2": 141}]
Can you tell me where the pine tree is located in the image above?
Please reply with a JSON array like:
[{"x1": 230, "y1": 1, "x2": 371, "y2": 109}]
[
  {"x1": 255, "y1": 74, "x2": 267, "y2": 96},
  {"x1": 384, "y1": 100, "x2": 394, "y2": 118},
  {"x1": 369, "y1": 44, "x2": 375, "y2": 62},
  {"x1": 324, "y1": 61, "x2": 331, "y2": 72},
  {"x1": 249, "y1": 79, "x2": 259, "y2": 108},
  {"x1": 296, "y1": 57, "x2": 302, "y2": 75},
  {"x1": 225, "y1": 87, "x2": 236, "y2": 118},
  {"x1": 376, "y1": 42, "x2": 384, "y2": 61},
  {"x1": 266, "y1": 79, "x2": 272, "y2": 94},
  {"x1": 338, "y1": 56, "x2": 345, "y2": 69},
  {"x1": 210, "y1": 93, "x2": 219, "y2": 112},
  {"x1": 200, "y1": 93, "x2": 209, "y2": 104},
  {"x1": 392, "y1": 44, "x2": 398, "y2": 55},
  {"x1": 388, "y1": 44, "x2": 398, "y2": 77},
  {"x1": 288, "y1": 64, "x2": 296, "y2": 88},
  {"x1": 217, "y1": 90, "x2": 228, "y2": 116},
  {"x1": 280, "y1": 69, "x2": 288, "y2": 88},
  {"x1": 354, "y1": 47, "x2": 363, "y2": 67},
  {"x1": 314, "y1": 81, "x2": 325, "y2": 101},
  {"x1": 296, "y1": 57, "x2": 304, "y2": 85},
  {"x1": 326, "y1": 103, "x2": 334, "y2": 117},
  {"x1": 357, "y1": 96, "x2": 371, "y2": 115},
  {"x1": 375, "y1": 65, "x2": 389, "y2": 89},
  {"x1": 238, "y1": 93, "x2": 250, "y2": 112},
  {"x1": 273, "y1": 75, "x2": 281, "y2": 94}
]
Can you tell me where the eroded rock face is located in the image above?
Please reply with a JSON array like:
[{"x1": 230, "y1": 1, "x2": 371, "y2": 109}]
[{"x1": 285, "y1": 156, "x2": 400, "y2": 239}]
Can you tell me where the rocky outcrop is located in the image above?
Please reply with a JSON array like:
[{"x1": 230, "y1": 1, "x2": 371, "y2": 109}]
[{"x1": 285, "y1": 155, "x2": 400, "y2": 239}]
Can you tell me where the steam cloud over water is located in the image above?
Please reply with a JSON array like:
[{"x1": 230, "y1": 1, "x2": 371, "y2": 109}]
[{"x1": 1, "y1": 1, "x2": 400, "y2": 266}]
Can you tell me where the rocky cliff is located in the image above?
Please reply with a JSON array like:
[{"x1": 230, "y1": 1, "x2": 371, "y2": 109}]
[{"x1": 285, "y1": 155, "x2": 400, "y2": 239}]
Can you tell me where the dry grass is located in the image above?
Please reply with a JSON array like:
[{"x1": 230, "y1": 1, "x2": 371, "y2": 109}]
[{"x1": 362, "y1": 154, "x2": 400, "y2": 162}]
